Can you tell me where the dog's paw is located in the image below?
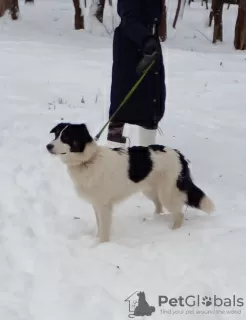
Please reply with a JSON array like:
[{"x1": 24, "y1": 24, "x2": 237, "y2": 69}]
[
  {"x1": 171, "y1": 214, "x2": 184, "y2": 230},
  {"x1": 154, "y1": 205, "x2": 163, "y2": 215},
  {"x1": 99, "y1": 238, "x2": 110, "y2": 244},
  {"x1": 171, "y1": 223, "x2": 182, "y2": 230},
  {"x1": 86, "y1": 236, "x2": 110, "y2": 248},
  {"x1": 97, "y1": 233, "x2": 110, "y2": 243}
]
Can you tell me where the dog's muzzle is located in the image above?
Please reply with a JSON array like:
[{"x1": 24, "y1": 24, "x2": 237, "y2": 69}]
[{"x1": 46, "y1": 144, "x2": 67, "y2": 155}]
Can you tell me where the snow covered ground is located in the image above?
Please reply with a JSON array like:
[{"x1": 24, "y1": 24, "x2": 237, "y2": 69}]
[{"x1": 0, "y1": 1, "x2": 246, "y2": 319}]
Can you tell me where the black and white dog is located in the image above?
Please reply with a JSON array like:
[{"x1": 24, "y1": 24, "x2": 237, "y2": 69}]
[{"x1": 47, "y1": 123, "x2": 214, "y2": 243}]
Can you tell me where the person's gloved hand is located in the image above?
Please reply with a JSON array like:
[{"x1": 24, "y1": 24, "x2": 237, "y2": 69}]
[
  {"x1": 136, "y1": 37, "x2": 160, "y2": 75},
  {"x1": 143, "y1": 37, "x2": 159, "y2": 55}
]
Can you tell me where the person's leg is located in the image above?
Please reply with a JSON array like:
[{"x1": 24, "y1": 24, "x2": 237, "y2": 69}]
[
  {"x1": 137, "y1": 48, "x2": 166, "y2": 147},
  {"x1": 106, "y1": 121, "x2": 127, "y2": 148},
  {"x1": 139, "y1": 126, "x2": 157, "y2": 146}
]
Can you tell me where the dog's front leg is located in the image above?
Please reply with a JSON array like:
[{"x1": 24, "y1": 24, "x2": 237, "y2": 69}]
[
  {"x1": 97, "y1": 204, "x2": 112, "y2": 243},
  {"x1": 92, "y1": 205, "x2": 100, "y2": 237}
]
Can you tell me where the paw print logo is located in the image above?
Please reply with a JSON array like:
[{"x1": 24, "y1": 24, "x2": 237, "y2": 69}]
[{"x1": 202, "y1": 296, "x2": 212, "y2": 307}]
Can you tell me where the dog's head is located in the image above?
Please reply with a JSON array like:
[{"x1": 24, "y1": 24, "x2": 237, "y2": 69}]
[
  {"x1": 47, "y1": 123, "x2": 94, "y2": 164},
  {"x1": 137, "y1": 292, "x2": 145, "y2": 299}
]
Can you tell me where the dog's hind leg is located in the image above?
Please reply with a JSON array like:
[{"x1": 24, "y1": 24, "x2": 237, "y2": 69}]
[
  {"x1": 158, "y1": 186, "x2": 184, "y2": 229},
  {"x1": 167, "y1": 191, "x2": 186, "y2": 230},
  {"x1": 97, "y1": 204, "x2": 112, "y2": 243},
  {"x1": 170, "y1": 207, "x2": 184, "y2": 230},
  {"x1": 143, "y1": 189, "x2": 162, "y2": 214}
]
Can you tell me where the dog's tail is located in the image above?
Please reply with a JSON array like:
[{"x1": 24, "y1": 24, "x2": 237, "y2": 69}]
[
  {"x1": 186, "y1": 182, "x2": 214, "y2": 214},
  {"x1": 175, "y1": 150, "x2": 214, "y2": 214}
]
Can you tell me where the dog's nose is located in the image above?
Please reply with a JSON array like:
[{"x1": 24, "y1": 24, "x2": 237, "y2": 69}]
[{"x1": 46, "y1": 144, "x2": 53, "y2": 151}]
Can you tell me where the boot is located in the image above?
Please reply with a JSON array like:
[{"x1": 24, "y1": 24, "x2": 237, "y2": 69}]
[
  {"x1": 139, "y1": 126, "x2": 157, "y2": 146},
  {"x1": 106, "y1": 122, "x2": 126, "y2": 148}
]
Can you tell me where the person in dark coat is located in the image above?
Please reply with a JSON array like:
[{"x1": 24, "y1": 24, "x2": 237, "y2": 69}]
[{"x1": 106, "y1": 0, "x2": 166, "y2": 147}]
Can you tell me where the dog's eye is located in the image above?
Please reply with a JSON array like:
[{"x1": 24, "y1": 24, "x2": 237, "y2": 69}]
[{"x1": 61, "y1": 134, "x2": 69, "y2": 144}]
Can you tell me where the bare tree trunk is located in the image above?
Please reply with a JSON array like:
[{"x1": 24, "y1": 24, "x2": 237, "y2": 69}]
[
  {"x1": 209, "y1": 0, "x2": 215, "y2": 27},
  {"x1": 209, "y1": 10, "x2": 213, "y2": 26},
  {"x1": 212, "y1": 0, "x2": 224, "y2": 43},
  {"x1": 73, "y1": 0, "x2": 84, "y2": 30},
  {"x1": 159, "y1": 0, "x2": 167, "y2": 42},
  {"x1": 173, "y1": 0, "x2": 182, "y2": 29},
  {"x1": 201, "y1": 0, "x2": 209, "y2": 9},
  {"x1": 180, "y1": 0, "x2": 187, "y2": 19},
  {"x1": 0, "y1": 0, "x2": 7, "y2": 17},
  {"x1": 95, "y1": 0, "x2": 105, "y2": 23},
  {"x1": 234, "y1": 0, "x2": 246, "y2": 49},
  {"x1": 0, "y1": 0, "x2": 19, "y2": 19},
  {"x1": 95, "y1": 0, "x2": 112, "y2": 23},
  {"x1": 10, "y1": 0, "x2": 19, "y2": 19}
]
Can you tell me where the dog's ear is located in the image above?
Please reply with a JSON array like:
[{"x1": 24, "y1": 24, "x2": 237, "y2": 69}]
[
  {"x1": 70, "y1": 124, "x2": 93, "y2": 152},
  {"x1": 50, "y1": 123, "x2": 69, "y2": 136},
  {"x1": 78, "y1": 124, "x2": 92, "y2": 138}
]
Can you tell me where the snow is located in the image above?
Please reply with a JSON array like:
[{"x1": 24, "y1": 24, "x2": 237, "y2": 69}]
[{"x1": 1, "y1": 0, "x2": 246, "y2": 319}]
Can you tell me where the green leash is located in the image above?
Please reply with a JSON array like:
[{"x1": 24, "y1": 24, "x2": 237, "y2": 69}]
[{"x1": 95, "y1": 60, "x2": 155, "y2": 141}]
